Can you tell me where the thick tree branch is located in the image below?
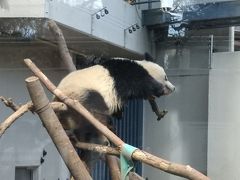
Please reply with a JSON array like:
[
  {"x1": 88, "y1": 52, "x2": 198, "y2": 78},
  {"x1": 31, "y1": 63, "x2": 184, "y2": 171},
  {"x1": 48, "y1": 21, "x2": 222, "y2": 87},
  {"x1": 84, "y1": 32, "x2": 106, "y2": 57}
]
[
  {"x1": 47, "y1": 20, "x2": 76, "y2": 72},
  {"x1": 132, "y1": 150, "x2": 208, "y2": 180},
  {"x1": 106, "y1": 155, "x2": 145, "y2": 180},
  {"x1": 24, "y1": 58, "x2": 210, "y2": 180},
  {"x1": 129, "y1": 172, "x2": 145, "y2": 180},
  {"x1": 0, "y1": 99, "x2": 69, "y2": 138},
  {"x1": 106, "y1": 155, "x2": 121, "y2": 180},
  {"x1": 51, "y1": 101, "x2": 69, "y2": 112},
  {"x1": 0, "y1": 96, "x2": 21, "y2": 111},
  {"x1": 0, "y1": 102, "x2": 32, "y2": 137},
  {"x1": 75, "y1": 142, "x2": 119, "y2": 156},
  {"x1": 25, "y1": 76, "x2": 91, "y2": 180}
]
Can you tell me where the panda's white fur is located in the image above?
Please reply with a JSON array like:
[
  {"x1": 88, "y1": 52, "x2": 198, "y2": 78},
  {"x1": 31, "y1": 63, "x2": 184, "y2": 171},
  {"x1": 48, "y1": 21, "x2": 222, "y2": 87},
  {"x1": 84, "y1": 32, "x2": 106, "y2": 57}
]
[
  {"x1": 57, "y1": 65, "x2": 121, "y2": 115},
  {"x1": 135, "y1": 60, "x2": 175, "y2": 95}
]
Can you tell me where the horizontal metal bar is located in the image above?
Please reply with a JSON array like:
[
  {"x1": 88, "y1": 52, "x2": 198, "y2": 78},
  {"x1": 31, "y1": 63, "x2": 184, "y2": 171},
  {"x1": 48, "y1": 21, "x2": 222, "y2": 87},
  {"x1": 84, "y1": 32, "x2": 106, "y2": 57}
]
[{"x1": 131, "y1": 0, "x2": 159, "y2": 5}]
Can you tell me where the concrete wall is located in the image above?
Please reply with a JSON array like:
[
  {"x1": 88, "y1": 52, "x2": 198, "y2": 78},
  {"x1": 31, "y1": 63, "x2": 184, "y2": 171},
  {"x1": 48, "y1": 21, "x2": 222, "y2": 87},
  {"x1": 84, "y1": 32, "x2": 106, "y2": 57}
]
[
  {"x1": 46, "y1": 0, "x2": 150, "y2": 54},
  {"x1": 142, "y1": 27, "x2": 234, "y2": 179},
  {"x1": 0, "y1": 43, "x2": 69, "y2": 180},
  {"x1": 0, "y1": 0, "x2": 45, "y2": 17},
  {"x1": 142, "y1": 37, "x2": 210, "y2": 179},
  {"x1": 1, "y1": 0, "x2": 150, "y2": 55},
  {"x1": 208, "y1": 51, "x2": 240, "y2": 179},
  {"x1": 143, "y1": 71, "x2": 209, "y2": 180}
]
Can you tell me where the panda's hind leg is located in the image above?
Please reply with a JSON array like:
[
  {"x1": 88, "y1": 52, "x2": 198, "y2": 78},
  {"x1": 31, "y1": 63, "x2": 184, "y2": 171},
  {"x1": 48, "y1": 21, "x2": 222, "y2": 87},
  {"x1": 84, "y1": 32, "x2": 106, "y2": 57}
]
[{"x1": 74, "y1": 112, "x2": 112, "y2": 172}]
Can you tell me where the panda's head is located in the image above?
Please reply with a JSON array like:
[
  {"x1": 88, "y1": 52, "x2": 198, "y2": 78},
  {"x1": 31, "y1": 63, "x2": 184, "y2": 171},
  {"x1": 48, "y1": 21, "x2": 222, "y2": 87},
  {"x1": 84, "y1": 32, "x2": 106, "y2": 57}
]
[{"x1": 136, "y1": 60, "x2": 175, "y2": 98}]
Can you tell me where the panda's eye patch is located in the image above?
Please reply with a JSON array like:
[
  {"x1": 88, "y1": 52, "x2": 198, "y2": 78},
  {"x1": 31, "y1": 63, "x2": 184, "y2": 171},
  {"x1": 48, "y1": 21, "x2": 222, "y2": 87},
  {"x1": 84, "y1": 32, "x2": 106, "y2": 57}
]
[{"x1": 165, "y1": 75, "x2": 168, "y2": 81}]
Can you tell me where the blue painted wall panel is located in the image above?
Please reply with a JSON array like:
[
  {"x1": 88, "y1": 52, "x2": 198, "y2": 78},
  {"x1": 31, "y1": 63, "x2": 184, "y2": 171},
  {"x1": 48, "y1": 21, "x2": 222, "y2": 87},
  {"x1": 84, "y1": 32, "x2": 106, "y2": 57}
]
[{"x1": 92, "y1": 99, "x2": 143, "y2": 180}]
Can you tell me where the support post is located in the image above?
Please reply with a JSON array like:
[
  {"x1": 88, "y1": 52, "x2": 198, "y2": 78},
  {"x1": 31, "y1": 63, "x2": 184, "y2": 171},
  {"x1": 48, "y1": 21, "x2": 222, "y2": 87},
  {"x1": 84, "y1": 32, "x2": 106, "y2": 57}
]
[
  {"x1": 106, "y1": 155, "x2": 121, "y2": 180},
  {"x1": 25, "y1": 76, "x2": 92, "y2": 180},
  {"x1": 229, "y1": 26, "x2": 235, "y2": 52}
]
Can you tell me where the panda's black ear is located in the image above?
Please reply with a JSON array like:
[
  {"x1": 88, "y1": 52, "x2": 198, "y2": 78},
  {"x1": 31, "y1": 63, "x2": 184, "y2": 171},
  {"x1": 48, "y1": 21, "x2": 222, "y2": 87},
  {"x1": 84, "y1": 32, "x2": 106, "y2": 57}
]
[{"x1": 144, "y1": 52, "x2": 154, "y2": 62}]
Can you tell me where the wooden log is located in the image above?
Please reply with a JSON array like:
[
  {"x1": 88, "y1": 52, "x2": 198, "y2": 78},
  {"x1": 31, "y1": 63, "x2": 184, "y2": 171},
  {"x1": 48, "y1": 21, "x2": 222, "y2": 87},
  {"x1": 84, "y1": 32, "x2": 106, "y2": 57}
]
[
  {"x1": 106, "y1": 155, "x2": 121, "y2": 180},
  {"x1": 75, "y1": 142, "x2": 119, "y2": 156},
  {"x1": 129, "y1": 172, "x2": 145, "y2": 180},
  {"x1": 47, "y1": 20, "x2": 76, "y2": 72},
  {"x1": 132, "y1": 150, "x2": 209, "y2": 180},
  {"x1": 25, "y1": 76, "x2": 92, "y2": 180}
]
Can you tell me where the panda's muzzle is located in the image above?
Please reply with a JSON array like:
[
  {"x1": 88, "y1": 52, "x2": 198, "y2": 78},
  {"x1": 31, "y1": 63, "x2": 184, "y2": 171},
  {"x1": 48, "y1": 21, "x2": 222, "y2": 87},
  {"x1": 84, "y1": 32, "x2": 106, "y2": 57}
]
[
  {"x1": 149, "y1": 80, "x2": 175, "y2": 99},
  {"x1": 163, "y1": 81, "x2": 175, "y2": 95}
]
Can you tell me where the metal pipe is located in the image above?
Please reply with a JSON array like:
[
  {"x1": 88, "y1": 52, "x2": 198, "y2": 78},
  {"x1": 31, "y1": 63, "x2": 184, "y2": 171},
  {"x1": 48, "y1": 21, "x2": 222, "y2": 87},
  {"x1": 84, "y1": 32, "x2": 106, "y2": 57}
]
[
  {"x1": 130, "y1": 1, "x2": 159, "y2": 5},
  {"x1": 229, "y1": 26, "x2": 235, "y2": 52},
  {"x1": 208, "y1": 35, "x2": 214, "y2": 69}
]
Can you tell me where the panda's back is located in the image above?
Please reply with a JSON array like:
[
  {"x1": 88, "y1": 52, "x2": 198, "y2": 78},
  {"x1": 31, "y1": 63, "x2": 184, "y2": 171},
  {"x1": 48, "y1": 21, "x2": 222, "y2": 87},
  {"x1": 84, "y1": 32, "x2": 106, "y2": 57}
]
[
  {"x1": 58, "y1": 65, "x2": 111, "y2": 97},
  {"x1": 56, "y1": 64, "x2": 119, "y2": 114}
]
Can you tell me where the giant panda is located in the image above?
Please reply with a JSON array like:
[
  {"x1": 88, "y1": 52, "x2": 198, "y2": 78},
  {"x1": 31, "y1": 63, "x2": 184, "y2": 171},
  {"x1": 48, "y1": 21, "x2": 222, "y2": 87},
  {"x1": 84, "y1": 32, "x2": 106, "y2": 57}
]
[{"x1": 53, "y1": 56, "x2": 175, "y2": 170}]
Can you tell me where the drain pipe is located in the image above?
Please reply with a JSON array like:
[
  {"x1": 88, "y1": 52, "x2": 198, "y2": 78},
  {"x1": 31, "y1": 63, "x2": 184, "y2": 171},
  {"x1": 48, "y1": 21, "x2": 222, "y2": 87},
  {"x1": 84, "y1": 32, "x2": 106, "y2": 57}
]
[{"x1": 229, "y1": 26, "x2": 235, "y2": 52}]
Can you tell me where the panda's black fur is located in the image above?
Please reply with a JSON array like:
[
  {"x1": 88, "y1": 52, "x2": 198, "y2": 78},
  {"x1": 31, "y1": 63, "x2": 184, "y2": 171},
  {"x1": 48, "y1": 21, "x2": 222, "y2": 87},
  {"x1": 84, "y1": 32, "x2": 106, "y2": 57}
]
[{"x1": 101, "y1": 59, "x2": 164, "y2": 101}]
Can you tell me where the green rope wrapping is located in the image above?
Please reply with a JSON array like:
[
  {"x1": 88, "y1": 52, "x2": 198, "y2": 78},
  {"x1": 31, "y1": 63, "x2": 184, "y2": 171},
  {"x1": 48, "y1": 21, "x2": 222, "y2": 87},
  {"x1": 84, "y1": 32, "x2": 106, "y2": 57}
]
[{"x1": 120, "y1": 143, "x2": 138, "y2": 180}]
